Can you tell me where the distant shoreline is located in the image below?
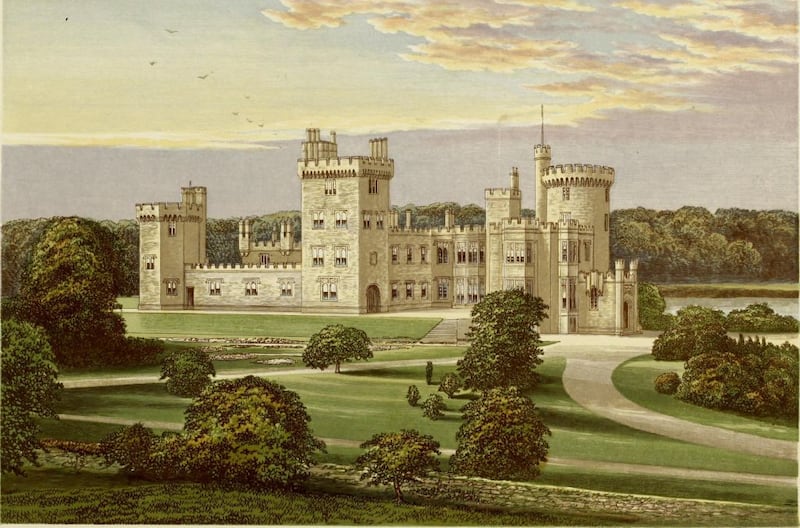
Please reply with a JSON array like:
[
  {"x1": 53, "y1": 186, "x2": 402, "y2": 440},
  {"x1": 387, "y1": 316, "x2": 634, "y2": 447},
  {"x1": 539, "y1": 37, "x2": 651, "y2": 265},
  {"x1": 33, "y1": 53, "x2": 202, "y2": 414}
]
[{"x1": 656, "y1": 283, "x2": 798, "y2": 299}]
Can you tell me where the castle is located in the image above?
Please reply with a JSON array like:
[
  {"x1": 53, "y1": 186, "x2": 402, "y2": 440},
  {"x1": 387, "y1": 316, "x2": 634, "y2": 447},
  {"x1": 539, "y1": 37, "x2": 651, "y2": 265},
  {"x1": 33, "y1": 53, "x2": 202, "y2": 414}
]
[{"x1": 136, "y1": 128, "x2": 639, "y2": 335}]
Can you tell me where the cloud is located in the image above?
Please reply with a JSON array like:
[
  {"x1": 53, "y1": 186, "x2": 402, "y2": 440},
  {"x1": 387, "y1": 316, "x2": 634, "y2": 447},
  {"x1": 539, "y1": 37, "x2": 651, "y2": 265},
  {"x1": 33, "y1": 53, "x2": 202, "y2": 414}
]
[{"x1": 2, "y1": 132, "x2": 283, "y2": 150}]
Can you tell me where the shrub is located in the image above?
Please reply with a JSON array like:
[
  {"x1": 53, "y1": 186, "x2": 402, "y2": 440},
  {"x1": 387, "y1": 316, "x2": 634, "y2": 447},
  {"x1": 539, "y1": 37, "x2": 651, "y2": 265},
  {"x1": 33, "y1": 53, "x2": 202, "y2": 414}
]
[
  {"x1": 160, "y1": 348, "x2": 216, "y2": 397},
  {"x1": 100, "y1": 423, "x2": 158, "y2": 478},
  {"x1": 654, "y1": 372, "x2": 680, "y2": 395},
  {"x1": 112, "y1": 337, "x2": 164, "y2": 367},
  {"x1": 651, "y1": 306, "x2": 732, "y2": 361},
  {"x1": 421, "y1": 394, "x2": 446, "y2": 420},
  {"x1": 638, "y1": 283, "x2": 672, "y2": 330},
  {"x1": 425, "y1": 361, "x2": 433, "y2": 385},
  {"x1": 406, "y1": 385, "x2": 420, "y2": 407},
  {"x1": 438, "y1": 372, "x2": 461, "y2": 398},
  {"x1": 726, "y1": 303, "x2": 799, "y2": 333}
]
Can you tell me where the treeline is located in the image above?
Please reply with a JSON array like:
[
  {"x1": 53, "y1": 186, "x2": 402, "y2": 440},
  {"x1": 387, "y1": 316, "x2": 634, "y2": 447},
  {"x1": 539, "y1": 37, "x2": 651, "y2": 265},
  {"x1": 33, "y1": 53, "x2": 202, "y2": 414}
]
[
  {"x1": 611, "y1": 207, "x2": 798, "y2": 281},
  {"x1": 3, "y1": 206, "x2": 797, "y2": 297}
]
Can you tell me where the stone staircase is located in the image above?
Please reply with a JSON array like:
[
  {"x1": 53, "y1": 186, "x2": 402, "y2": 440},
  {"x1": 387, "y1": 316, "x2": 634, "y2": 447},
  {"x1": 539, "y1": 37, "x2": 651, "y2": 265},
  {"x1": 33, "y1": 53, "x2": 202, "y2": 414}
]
[{"x1": 419, "y1": 319, "x2": 459, "y2": 344}]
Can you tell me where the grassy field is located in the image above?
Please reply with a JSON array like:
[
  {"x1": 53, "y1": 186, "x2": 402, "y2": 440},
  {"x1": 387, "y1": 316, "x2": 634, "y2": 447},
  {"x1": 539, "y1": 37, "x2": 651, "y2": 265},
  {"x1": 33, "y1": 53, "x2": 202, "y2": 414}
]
[
  {"x1": 656, "y1": 282, "x2": 798, "y2": 298},
  {"x1": 52, "y1": 357, "x2": 797, "y2": 480},
  {"x1": 612, "y1": 355, "x2": 799, "y2": 441},
  {"x1": 122, "y1": 311, "x2": 440, "y2": 340}
]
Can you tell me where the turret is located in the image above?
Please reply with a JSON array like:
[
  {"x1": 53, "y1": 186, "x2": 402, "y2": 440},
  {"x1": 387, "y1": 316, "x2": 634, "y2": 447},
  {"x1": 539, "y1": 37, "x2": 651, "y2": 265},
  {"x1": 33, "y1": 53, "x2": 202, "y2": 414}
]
[
  {"x1": 238, "y1": 219, "x2": 251, "y2": 257},
  {"x1": 534, "y1": 144, "x2": 551, "y2": 222},
  {"x1": 301, "y1": 128, "x2": 338, "y2": 160},
  {"x1": 510, "y1": 166, "x2": 519, "y2": 190},
  {"x1": 405, "y1": 209, "x2": 412, "y2": 230},
  {"x1": 280, "y1": 220, "x2": 294, "y2": 251}
]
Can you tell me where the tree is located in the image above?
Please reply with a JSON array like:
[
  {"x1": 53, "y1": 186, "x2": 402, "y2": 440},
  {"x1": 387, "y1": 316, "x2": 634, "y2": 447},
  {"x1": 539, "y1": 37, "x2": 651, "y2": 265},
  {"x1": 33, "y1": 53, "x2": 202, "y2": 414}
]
[
  {"x1": 16, "y1": 217, "x2": 127, "y2": 367},
  {"x1": 1, "y1": 319, "x2": 63, "y2": 475},
  {"x1": 651, "y1": 305, "x2": 732, "y2": 361},
  {"x1": 450, "y1": 387, "x2": 550, "y2": 481},
  {"x1": 406, "y1": 385, "x2": 421, "y2": 406},
  {"x1": 438, "y1": 372, "x2": 461, "y2": 398},
  {"x1": 638, "y1": 283, "x2": 672, "y2": 330},
  {"x1": 425, "y1": 361, "x2": 434, "y2": 385},
  {"x1": 160, "y1": 348, "x2": 216, "y2": 397},
  {"x1": 726, "y1": 303, "x2": 799, "y2": 333},
  {"x1": 457, "y1": 289, "x2": 548, "y2": 392},
  {"x1": 303, "y1": 324, "x2": 372, "y2": 373},
  {"x1": 421, "y1": 393, "x2": 446, "y2": 420},
  {"x1": 182, "y1": 376, "x2": 325, "y2": 489},
  {"x1": 355, "y1": 429, "x2": 441, "y2": 502},
  {"x1": 100, "y1": 423, "x2": 158, "y2": 478}
]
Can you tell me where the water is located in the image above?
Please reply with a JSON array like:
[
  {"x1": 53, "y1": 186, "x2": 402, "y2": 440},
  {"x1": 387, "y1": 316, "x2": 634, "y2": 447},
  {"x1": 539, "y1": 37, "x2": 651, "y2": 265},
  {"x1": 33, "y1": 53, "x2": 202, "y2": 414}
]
[{"x1": 664, "y1": 297, "x2": 799, "y2": 317}]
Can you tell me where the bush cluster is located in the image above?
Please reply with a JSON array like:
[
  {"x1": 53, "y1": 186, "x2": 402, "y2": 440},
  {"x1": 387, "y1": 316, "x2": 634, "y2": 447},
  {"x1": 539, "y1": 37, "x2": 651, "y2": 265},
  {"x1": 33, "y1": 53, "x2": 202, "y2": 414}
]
[
  {"x1": 653, "y1": 372, "x2": 680, "y2": 395},
  {"x1": 406, "y1": 385, "x2": 420, "y2": 407},
  {"x1": 421, "y1": 394, "x2": 446, "y2": 420},
  {"x1": 725, "y1": 303, "x2": 799, "y2": 333}
]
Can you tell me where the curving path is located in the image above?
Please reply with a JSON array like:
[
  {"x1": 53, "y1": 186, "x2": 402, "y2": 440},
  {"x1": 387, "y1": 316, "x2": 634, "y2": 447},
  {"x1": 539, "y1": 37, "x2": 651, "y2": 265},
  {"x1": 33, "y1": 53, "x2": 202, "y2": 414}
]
[{"x1": 545, "y1": 334, "x2": 798, "y2": 461}]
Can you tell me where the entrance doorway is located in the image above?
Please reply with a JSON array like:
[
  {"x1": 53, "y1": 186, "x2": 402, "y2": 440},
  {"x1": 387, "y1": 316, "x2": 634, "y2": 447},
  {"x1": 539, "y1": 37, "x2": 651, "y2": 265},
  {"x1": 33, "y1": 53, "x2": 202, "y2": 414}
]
[
  {"x1": 366, "y1": 285, "x2": 381, "y2": 313},
  {"x1": 186, "y1": 287, "x2": 194, "y2": 308},
  {"x1": 623, "y1": 301, "x2": 629, "y2": 329}
]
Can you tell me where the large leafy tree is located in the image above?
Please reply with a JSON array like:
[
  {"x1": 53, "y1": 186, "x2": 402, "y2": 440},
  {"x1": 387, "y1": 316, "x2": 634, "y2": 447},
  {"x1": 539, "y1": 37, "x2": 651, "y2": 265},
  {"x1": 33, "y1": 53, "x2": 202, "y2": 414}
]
[
  {"x1": 355, "y1": 429, "x2": 440, "y2": 502},
  {"x1": 457, "y1": 289, "x2": 548, "y2": 392},
  {"x1": 638, "y1": 283, "x2": 672, "y2": 330},
  {"x1": 303, "y1": 324, "x2": 372, "y2": 373},
  {"x1": 16, "y1": 217, "x2": 126, "y2": 367},
  {"x1": 1, "y1": 319, "x2": 63, "y2": 475},
  {"x1": 450, "y1": 387, "x2": 550, "y2": 481},
  {"x1": 160, "y1": 348, "x2": 216, "y2": 397},
  {"x1": 182, "y1": 376, "x2": 325, "y2": 489},
  {"x1": 651, "y1": 305, "x2": 733, "y2": 361}
]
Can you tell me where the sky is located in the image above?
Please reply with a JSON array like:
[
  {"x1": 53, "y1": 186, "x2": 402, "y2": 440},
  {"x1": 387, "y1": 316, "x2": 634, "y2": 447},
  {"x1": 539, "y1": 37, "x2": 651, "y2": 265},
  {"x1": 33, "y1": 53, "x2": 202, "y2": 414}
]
[{"x1": 2, "y1": 0, "x2": 797, "y2": 220}]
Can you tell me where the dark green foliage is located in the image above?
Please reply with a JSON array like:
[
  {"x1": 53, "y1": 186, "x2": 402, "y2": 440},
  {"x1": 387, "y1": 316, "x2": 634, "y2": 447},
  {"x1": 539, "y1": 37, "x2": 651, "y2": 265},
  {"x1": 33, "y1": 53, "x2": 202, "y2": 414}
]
[
  {"x1": 101, "y1": 219, "x2": 140, "y2": 296},
  {"x1": 425, "y1": 361, "x2": 433, "y2": 385},
  {"x1": 654, "y1": 372, "x2": 680, "y2": 395},
  {"x1": 100, "y1": 423, "x2": 158, "y2": 477},
  {"x1": 1, "y1": 218, "x2": 55, "y2": 297},
  {"x1": 651, "y1": 306, "x2": 733, "y2": 361},
  {"x1": 638, "y1": 283, "x2": 673, "y2": 330},
  {"x1": 450, "y1": 387, "x2": 551, "y2": 480},
  {"x1": 676, "y1": 338, "x2": 798, "y2": 420},
  {"x1": 611, "y1": 207, "x2": 797, "y2": 281},
  {"x1": 395, "y1": 202, "x2": 485, "y2": 229},
  {"x1": 182, "y1": 376, "x2": 326, "y2": 489},
  {"x1": 725, "y1": 303, "x2": 799, "y2": 333},
  {"x1": 303, "y1": 324, "x2": 372, "y2": 373},
  {"x1": 458, "y1": 289, "x2": 548, "y2": 392},
  {"x1": 15, "y1": 217, "x2": 127, "y2": 367},
  {"x1": 406, "y1": 385, "x2": 421, "y2": 406},
  {"x1": 248, "y1": 211, "x2": 302, "y2": 243},
  {"x1": 421, "y1": 394, "x2": 446, "y2": 420},
  {"x1": 1, "y1": 319, "x2": 63, "y2": 475},
  {"x1": 114, "y1": 337, "x2": 164, "y2": 367},
  {"x1": 159, "y1": 348, "x2": 216, "y2": 397},
  {"x1": 438, "y1": 372, "x2": 461, "y2": 398},
  {"x1": 355, "y1": 429, "x2": 441, "y2": 502},
  {"x1": 206, "y1": 218, "x2": 243, "y2": 265}
]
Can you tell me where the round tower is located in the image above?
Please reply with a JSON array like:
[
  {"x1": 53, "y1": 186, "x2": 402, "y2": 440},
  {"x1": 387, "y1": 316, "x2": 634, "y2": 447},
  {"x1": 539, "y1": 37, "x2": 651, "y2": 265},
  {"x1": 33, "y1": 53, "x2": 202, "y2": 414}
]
[{"x1": 534, "y1": 144, "x2": 551, "y2": 222}]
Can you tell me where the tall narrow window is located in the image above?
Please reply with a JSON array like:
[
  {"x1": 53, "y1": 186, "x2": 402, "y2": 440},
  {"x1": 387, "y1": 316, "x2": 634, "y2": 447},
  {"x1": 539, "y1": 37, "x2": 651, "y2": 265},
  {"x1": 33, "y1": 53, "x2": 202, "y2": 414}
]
[
  {"x1": 584, "y1": 241, "x2": 592, "y2": 261},
  {"x1": 168, "y1": 221, "x2": 177, "y2": 237},
  {"x1": 391, "y1": 246, "x2": 399, "y2": 264},
  {"x1": 421, "y1": 282, "x2": 429, "y2": 299},
  {"x1": 145, "y1": 255, "x2": 155, "y2": 270},
  {"x1": 420, "y1": 246, "x2": 428, "y2": 263},
  {"x1": 605, "y1": 188, "x2": 610, "y2": 202},
  {"x1": 479, "y1": 245, "x2": 485, "y2": 263},
  {"x1": 369, "y1": 177, "x2": 379, "y2": 194},
  {"x1": 437, "y1": 244, "x2": 448, "y2": 264},
  {"x1": 376, "y1": 213, "x2": 384, "y2": 229},
  {"x1": 468, "y1": 244, "x2": 478, "y2": 263},
  {"x1": 325, "y1": 179, "x2": 337, "y2": 195},
  {"x1": 391, "y1": 283, "x2": 399, "y2": 300},
  {"x1": 335, "y1": 211, "x2": 348, "y2": 229},
  {"x1": 260, "y1": 254, "x2": 270, "y2": 265},
  {"x1": 209, "y1": 280, "x2": 221, "y2": 296},
  {"x1": 406, "y1": 246, "x2": 413, "y2": 264},
  {"x1": 280, "y1": 280, "x2": 294, "y2": 297},
  {"x1": 245, "y1": 281, "x2": 258, "y2": 296},
  {"x1": 569, "y1": 279, "x2": 576, "y2": 310},
  {"x1": 312, "y1": 247, "x2": 324, "y2": 266},
  {"x1": 561, "y1": 241, "x2": 568, "y2": 262},
  {"x1": 457, "y1": 244, "x2": 466, "y2": 263},
  {"x1": 406, "y1": 281, "x2": 413, "y2": 299},
  {"x1": 604, "y1": 213, "x2": 609, "y2": 231},
  {"x1": 562, "y1": 187, "x2": 570, "y2": 200},
  {"x1": 561, "y1": 279, "x2": 567, "y2": 309},
  {"x1": 590, "y1": 286, "x2": 599, "y2": 309},
  {"x1": 437, "y1": 279, "x2": 449, "y2": 299},
  {"x1": 313, "y1": 211, "x2": 325, "y2": 229},
  {"x1": 335, "y1": 246, "x2": 348, "y2": 266},
  {"x1": 321, "y1": 279, "x2": 338, "y2": 301},
  {"x1": 363, "y1": 212, "x2": 371, "y2": 229},
  {"x1": 166, "y1": 280, "x2": 178, "y2": 296}
]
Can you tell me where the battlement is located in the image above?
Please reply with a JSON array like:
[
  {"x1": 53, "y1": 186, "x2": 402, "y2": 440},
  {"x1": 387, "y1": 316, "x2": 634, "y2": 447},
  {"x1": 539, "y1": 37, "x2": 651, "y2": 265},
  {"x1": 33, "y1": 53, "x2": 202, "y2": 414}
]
[
  {"x1": 534, "y1": 144, "x2": 551, "y2": 157},
  {"x1": 484, "y1": 188, "x2": 522, "y2": 198},
  {"x1": 298, "y1": 156, "x2": 394, "y2": 178},
  {"x1": 542, "y1": 163, "x2": 615, "y2": 188},
  {"x1": 136, "y1": 202, "x2": 205, "y2": 221},
  {"x1": 545, "y1": 164, "x2": 614, "y2": 176},
  {"x1": 187, "y1": 262, "x2": 300, "y2": 271},
  {"x1": 388, "y1": 224, "x2": 486, "y2": 236}
]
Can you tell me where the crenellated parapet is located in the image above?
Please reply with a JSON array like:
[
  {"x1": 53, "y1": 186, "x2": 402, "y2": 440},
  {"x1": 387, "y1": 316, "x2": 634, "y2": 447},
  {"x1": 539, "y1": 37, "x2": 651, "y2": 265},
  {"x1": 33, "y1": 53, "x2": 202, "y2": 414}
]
[
  {"x1": 542, "y1": 164, "x2": 614, "y2": 188},
  {"x1": 484, "y1": 187, "x2": 521, "y2": 198},
  {"x1": 135, "y1": 202, "x2": 205, "y2": 223},
  {"x1": 188, "y1": 262, "x2": 300, "y2": 271}
]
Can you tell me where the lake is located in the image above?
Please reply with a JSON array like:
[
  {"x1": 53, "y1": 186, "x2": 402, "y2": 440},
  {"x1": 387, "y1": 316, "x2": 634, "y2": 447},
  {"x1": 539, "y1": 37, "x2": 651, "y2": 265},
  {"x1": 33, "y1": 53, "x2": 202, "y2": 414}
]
[{"x1": 664, "y1": 297, "x2": 799, "y2": 317}]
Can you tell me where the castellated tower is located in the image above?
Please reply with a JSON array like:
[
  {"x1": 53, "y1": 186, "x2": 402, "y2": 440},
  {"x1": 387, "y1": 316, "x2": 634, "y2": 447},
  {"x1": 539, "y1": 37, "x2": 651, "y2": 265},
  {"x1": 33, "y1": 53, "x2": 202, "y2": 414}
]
[
  {"x1": 534, "y1": 144, "x2": 551, "y2": 222},
  {"x1": 136, "y1": 186, "x2": 207, "y2": 310},
  {"x1": 299, "y1": 128, "x2": 394, "y2": 313},
  {"x1": 543, "y1": 162, "x2": 613, "y2": 271}
]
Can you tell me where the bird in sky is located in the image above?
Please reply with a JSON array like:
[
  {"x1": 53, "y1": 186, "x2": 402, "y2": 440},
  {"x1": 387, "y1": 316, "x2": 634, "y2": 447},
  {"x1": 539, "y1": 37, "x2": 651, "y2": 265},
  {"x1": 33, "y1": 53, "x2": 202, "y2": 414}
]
[
  {"x1": 197, "y1": 73, "x2": 211, "y2": 80},
  {"x1": 165, "y1": 28, "x2": 178, "y2": 34},
  {"x1": 258, "y1": 123, "x2": 264, "y2": 128},
  {"x1": 246, "y1": 118, "x2": 253, "y2": 123},
  {"x1": 149, "y1": 61, "x2": 157, "y2": 66},
  {"x1": 232, "y1": 112, "x2": 239, "y2": 116}
]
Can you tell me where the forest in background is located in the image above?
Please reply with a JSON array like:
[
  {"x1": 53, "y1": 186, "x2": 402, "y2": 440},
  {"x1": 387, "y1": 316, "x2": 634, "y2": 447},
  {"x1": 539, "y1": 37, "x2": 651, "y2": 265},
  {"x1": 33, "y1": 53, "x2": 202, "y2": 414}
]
[{"x1": 2, "y1": 205, "x2": 797, "y2": 298}]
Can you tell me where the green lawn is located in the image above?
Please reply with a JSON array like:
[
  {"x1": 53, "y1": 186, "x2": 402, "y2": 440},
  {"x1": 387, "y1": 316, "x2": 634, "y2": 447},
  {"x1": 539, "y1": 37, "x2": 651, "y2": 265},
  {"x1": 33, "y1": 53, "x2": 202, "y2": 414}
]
[
  {"x1": 656, "y1": 282, "x2": 799, "y2": 298},
  {"x1": 612, "y1": 355, "x2": 799, "y2": 441},
  {"x1": 53, "y1": 357, "x2": 796, "y2": 480},
  {"x1": 122, "y1": 311, "x2": 440, "y2": 340}
]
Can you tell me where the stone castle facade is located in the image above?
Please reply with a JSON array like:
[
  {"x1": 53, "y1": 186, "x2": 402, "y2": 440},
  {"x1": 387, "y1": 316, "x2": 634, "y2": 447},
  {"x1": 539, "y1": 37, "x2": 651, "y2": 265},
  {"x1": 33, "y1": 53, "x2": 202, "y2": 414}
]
[{"x1": 136, "y1": 128, "x2": 639, "y2": 335}]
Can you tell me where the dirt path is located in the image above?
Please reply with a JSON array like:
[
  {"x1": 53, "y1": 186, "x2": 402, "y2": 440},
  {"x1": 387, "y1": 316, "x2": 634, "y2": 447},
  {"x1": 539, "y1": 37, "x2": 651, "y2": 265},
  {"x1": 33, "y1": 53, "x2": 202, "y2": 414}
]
[{"x1": 546, "y1": 335, "x2": 798, "y2": 461}]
